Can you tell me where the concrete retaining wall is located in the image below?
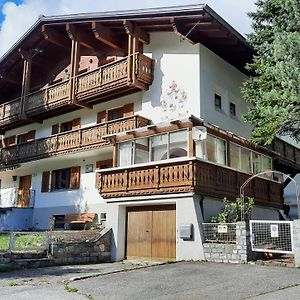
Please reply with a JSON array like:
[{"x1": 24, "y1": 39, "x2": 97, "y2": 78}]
[
  {"x1": 51, "y1": 227, "x2": 112, "y2": 264},
  {"x1": 293, "y1": 220, "x2": 300, "y2": 267}
]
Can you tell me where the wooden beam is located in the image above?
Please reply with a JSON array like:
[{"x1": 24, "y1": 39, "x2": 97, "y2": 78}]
[
  {"x1": 123, "y1": 20, "x2": 149, "y2": 44},
  {"x1": 170, "y1": 18, "x2": 195, "y2": 45},
  {"x1": 0, "y1": 74, "x2": 21, "y2": 86},
  {"x1": 66, "y1": 23, "x2": 101, "y2": 50},
  {"x1": 92, "y1": 22, "x2": 125, "y2": 52},
  {"x1": 42, "y1": 25, "x2": 70, "y2": 50}
]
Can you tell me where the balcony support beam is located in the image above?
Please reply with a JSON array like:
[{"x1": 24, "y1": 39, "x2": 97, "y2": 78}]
[
  {"x1": 92, "y1": 22, "x2": 126, "y2": 54},
  {"x1": 42, "y1": 25, "x2": 70, "y2": 50},
  {"x1": 123, "y1": 20, "x2": 150, "y2": 45},
  {"x1": 18, "y1": 49, "x2": 32, "y2": 117}
]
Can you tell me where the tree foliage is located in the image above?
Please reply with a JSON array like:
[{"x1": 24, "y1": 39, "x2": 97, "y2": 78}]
[{"x1": 242, "y1": 0, "x2": 300, "y2": 144}]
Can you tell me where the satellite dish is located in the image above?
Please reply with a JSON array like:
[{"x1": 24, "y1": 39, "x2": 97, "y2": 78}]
[{"x1": 192, "y1": 126, "x2": 207, "y2": 141}]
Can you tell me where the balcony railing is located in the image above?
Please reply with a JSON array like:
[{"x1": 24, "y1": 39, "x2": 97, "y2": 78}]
[
  {"x1": 0, "y1": 115, "x2": 150, "y2": 165},
  {"x1": 0, "y1": 188, "x2": 35, "y2": 208},
  {"x1": 0, "y1": 53, "x2": 154, "y2": 126},
  {"x1": 97, "y1": 158, "x2": 283, "y2": 208}
]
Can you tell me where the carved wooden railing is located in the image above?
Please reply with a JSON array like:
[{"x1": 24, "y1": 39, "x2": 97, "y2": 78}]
[
  {"x1": 97, "y1": 158, "x2": 283, "y2": 208},
  {"x1": 0, "y1": 53, "x2": 154, "y2": 126},
  {"x1": 0, "y1": 115, "x2": 150, "y2": 165},
  {"x1": 24, "y1": 81, "x2": 71, "y2": 115},
  {"x1": 266, "y1": 137, "x2": 300, "y2": 166},
  {"x1": 0, "y1": 98, "x2": 22, "y2": 124}
]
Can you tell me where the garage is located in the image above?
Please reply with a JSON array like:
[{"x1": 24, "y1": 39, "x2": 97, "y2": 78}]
[{"x1": 126, "y1": 205, "x2": 176, "y2": 260}]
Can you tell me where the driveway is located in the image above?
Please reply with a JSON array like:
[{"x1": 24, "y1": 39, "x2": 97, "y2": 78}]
[{"x1": 0, "y1": 261, "x2": 300, "y2": 299}]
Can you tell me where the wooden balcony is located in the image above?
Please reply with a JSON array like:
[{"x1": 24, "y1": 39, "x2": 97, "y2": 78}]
[
  {"x1": 0, "y1": 53, "x2": 154, "y2": 127},
  {"x1": 97, "y1": 158, "x2": 283, "y2": 208},
  {"x1": 0, "y1": 115, "x2": 150, "y2": 165}
]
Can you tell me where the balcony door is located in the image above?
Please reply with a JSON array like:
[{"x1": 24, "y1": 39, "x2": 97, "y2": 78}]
[{"x1": 18, "y1": 175, "x2": 32, "y2": 207}]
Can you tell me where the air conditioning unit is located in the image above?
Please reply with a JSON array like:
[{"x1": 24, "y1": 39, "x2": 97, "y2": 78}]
[{"x1": 192, "y1": 126, "x2": 207, "y2": 141}]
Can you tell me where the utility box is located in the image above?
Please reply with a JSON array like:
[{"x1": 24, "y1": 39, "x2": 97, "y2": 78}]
[{"x1": 179, "y1": 223, "x2": 193, "y2": 240}]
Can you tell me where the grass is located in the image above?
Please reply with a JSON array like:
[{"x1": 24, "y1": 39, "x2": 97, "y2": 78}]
[
  {"x1": 0, "y1": 234, "x2": 9, "y2": 251},
  {"x1": 7, "y1": 281, "x2": 18, "y2": 287},
  {"x1": 0, "y1": 233, "x2": 47, "y2": 251},
  {"x1": 64, "y1": 282, "x2": 78, "y2": 293}
]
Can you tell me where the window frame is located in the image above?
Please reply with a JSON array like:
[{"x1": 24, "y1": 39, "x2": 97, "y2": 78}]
[{"x1": 214, "y1": 93, "x2": 222, "y2": 110}]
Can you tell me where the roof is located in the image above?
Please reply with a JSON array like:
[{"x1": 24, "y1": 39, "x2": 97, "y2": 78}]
[{"x1": 0, "y1": 4, "x2": 254, "y2": 102}]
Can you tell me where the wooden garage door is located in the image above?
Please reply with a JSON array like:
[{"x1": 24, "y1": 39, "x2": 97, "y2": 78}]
[{"x1": 126, "y1": 205, "x2": 176, "y2": 260}]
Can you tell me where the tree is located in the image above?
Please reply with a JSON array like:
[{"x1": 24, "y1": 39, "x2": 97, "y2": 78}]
[{"x1": 242, "y1": 0, "x2": 300, "y2": 144}]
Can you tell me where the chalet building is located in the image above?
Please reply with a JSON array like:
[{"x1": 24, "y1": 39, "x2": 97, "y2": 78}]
[{"x1": 0, "y1": 4, "x2": 299, "y2": 261}]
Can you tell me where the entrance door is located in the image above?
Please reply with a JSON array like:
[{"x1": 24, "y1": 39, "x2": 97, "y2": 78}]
[
  {"x1": 126, "y1": 205, "x2": 176, "y2": 260},
  {"x1": 18, "y1": 175, "x2": 32, "y2": 207}
]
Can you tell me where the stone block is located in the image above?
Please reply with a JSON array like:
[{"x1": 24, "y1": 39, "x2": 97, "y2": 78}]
[
  {"x1": 211, "y1": 253, "x2": 220, "y2": 259},
  {"x1": 228, "y1": 260, "x2": 239, "y2": 264}
]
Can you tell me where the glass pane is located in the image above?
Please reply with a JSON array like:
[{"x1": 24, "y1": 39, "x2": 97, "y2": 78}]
[
  {"x1": 230, "y1": 143, "x2": 240, "y2": 169},
  {"x1": 195, "y1": 141, "x2": 205, "y2": 159},
  {"x1": 134, "y1": 138, "x2": 150, "y2": 164},
  {"x1": 169, "y1": 130, "x2": 188, "y2": 158},
  {"x1": 151, "y1": 134, "x2": 168, "y2": 161},
  {"x1": 262, "y1": 156, "x2": 272, "y2": 171},
  {"x1": 216, "y1": 138, "x2": 226, "y2": 165},
  {"x1": 206, "y1": 135, "x2": 216, "y2": 162},
  {"x1": 253, "y1": 153, "x2": 262, "y2": 174},
  {"x1": 241, "y1": 148, "x2": 252, "y2": 173},
  {"x1": 118, "y1": 142, "x2": 133, "y2": 167}
]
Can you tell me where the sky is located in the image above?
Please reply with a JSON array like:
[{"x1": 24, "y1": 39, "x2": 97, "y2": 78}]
[{"x1": 0, "y1": 0, "x2": 256, "y2": 57}]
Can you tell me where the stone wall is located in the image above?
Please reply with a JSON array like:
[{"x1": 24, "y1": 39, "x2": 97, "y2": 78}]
[
  {"x1": 203, "y1": 222, "x2": 251, "y2": 264},
  {"x1": 51, "y1": 227, "x2": 112, "y2": 264},
  {"x1": 293, "y1": 220, "x2": 300, "y2": 267}
]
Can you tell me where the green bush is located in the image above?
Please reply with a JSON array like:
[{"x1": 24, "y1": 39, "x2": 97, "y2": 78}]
[{"x1": 210, "y1": 197, "x2": 254, "y2": 223}]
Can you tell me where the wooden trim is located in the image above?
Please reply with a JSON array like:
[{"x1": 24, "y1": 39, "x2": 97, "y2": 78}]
[
  {"x1": 70, "y1": 166, "x2": 81, "y2": 189},
  {"x1": 41, "y1": 171, "x2": 50, "y2": 192}
]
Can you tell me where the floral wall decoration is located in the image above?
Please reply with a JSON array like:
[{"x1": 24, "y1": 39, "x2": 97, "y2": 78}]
[{"x1": 160, "y1": 80, "x2": 189, "y2": 120}]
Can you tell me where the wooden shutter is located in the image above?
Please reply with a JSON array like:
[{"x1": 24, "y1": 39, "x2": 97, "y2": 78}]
[
  {"x1": 72, "y1": 118, "x2": 81, "y2": 130},
  {"x1": 123, "y1": 103, "x2": 134, "y2": 117},
  {"x1": 96, "y1": 159, "x2": 113, "y2": 169},
  {"x1": 26, "y1": 130, "x2": 36, "y2": 142},
  {"x1": 70, "y1": 166, "x2": 81, "y2": 189},
  {"x1": 41, "y1": 171, "x2": 50, "y2": 193},
  {"x1": 52, "y1": 124, "x2": 59, "y2": 135},
  {"x1": 97, "y1": 111, "x2": 106, "y2": 124}
]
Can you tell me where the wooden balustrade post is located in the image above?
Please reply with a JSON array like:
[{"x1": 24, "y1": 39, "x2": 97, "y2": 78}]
[
  {"x1": 79, "y1": 129, "x2": 82, "y2": 147},
  {"x1": 56, "y1": 134, "x2": 59, "y2": 153},
  {"x1": 124, "y1": 170, "x2": 128, "y2": 192},
  {"x1": 155, "y1": 166, "x2": 160, "y2": 189}
]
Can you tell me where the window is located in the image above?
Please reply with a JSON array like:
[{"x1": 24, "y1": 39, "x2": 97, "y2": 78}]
[
  {"x1": 229, "y1": 142, "x2": 272, "y2": 175},
  {"x1": 41, "y1": 166, "x2": 80, "y2": 192},
  {"x1": 97, "y1": 103, "x2": 134, "y2": 124},
  {"x1": 230, "y1": 102, "x2": 236, "y2": 116},
  {"x1": 214, "y1": 94, "x2": 222, "y2": 110},
  {"x1": 196, "y1": 134, "x2": 227, "y2": 166},
  {"x1": 52, "y1": 118, "x2": 80, "y2": 135},
  {"x1": 118, "y1": 130, "x2": 188, "y2": 167}
]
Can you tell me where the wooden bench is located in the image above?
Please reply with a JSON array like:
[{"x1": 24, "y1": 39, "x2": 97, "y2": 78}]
[{"x1": 64, "y1": 213, "x2": 97, "y2": 230}]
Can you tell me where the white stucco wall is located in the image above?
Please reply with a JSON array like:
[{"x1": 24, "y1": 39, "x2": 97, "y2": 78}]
[
  {"x1": 141, "y1": 32, "x2": 200, "y2": 123},
  {"x1": 199, "y1": 44, "x2": 253, "y2": 138}
]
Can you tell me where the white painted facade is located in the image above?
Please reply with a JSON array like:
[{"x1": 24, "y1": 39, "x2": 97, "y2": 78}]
[{"x1": 0, "y1": 22, "x2": 298, "y2": 261}]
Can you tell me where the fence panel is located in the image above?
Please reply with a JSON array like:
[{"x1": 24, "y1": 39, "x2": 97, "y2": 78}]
[
  {"x1": 202, "y1": 223, "x2": 237, "y2": 243},
  {"x1": 9, "y1": 232, "x2": 50, "y2": 252},
  {"x1": 250, "y1": 220, "x2": 293, "y2": 254}
]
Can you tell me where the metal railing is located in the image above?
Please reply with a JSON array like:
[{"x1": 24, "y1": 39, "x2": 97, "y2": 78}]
[
  {"x1": 202, "y1": 223, "x2": 237, "y2": 243},
  {"x1": 0, "y1": 188, "x2": 35, "y2": 208},
  {"x1": 250, "y1": 220, "x2": 293, "y2": 254}
]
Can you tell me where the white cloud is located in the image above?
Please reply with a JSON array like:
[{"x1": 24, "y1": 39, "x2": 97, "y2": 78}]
[{"x1": 0, "y1": 0, "x2": 256, "y2": 57}]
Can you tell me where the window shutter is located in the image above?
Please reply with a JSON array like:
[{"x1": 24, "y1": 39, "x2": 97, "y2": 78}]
[
  {"x1": 72, "y1": 118, "x2": 81, "y2": 130},
  {"x1": 123, "y1": 103, "x2": 134, "y2": 117},
  {"x1": 7, "y1": 135, "x2": 16, "y2": 146},
  {"x1": 41, "y1": 171, "x2": 50, "y2": 192},
  {"x1": 26, "y1": 130, "x2": 36, "y2": 142},
  {"x1": 52, "y1": 124, "x2": 59, "y2": 135},
  {"x1": 96, "y1": 159, "x2": 113, "y2": 169},
  {"x1": 97, "y1": 111, "x2": 106, "y2": 124},
  {"x1": 70, "y1": 166, "x2": 81, "y2": 189}
]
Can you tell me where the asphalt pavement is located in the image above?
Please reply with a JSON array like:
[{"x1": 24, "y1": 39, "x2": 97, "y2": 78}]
[{"x1": 0, "y1": 261, "x2": 300, "y2": 299}]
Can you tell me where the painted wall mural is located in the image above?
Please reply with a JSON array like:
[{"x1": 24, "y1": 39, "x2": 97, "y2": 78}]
[{"x1": 160, "y1": 80, "x2": 189, "y2": 120}]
